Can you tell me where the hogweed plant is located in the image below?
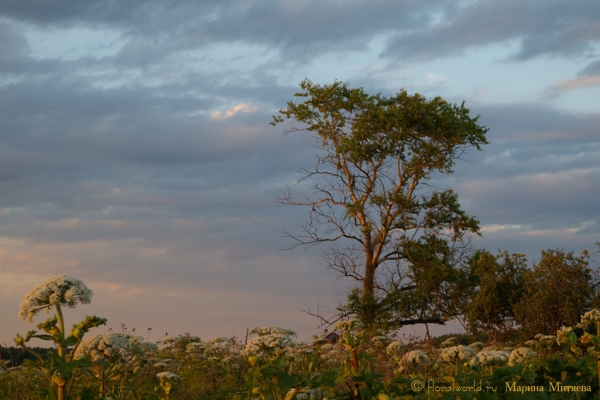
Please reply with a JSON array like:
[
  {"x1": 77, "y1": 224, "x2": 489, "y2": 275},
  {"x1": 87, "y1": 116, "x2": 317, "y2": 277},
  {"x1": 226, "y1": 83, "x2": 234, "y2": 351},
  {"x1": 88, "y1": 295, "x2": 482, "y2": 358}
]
[
  {"x1": 73, "y1": 332, "x2": 156, "y2": 398},
  {"x1": 156, "y1": 371, "x2": 180, "y2": 400},
  {"x1": 14, "y1": 275, "x2": 106, "y2": 400},
  {"x1": 580, "y1": 309, "x2": 600, "y2": 389},
  {"x1": 243, "y1": 326, "x2": 335, "y2": 400}
]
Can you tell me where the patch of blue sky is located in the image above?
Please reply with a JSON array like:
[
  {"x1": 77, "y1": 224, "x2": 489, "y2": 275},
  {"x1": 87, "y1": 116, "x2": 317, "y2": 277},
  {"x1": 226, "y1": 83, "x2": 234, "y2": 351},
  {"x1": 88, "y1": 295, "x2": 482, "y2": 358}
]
[
  {"x1": 401, "y1": 41, "x2": 592, "y2": 107},
  {"x1": 23, "y1": 25, "x2": 123, "y2": 61},
  {"x1": 551, "y1": 85, "x2": 600, "y2": 113},
  {"x1": 265, "y1": 34, "x2": 395, "y2": 89}
]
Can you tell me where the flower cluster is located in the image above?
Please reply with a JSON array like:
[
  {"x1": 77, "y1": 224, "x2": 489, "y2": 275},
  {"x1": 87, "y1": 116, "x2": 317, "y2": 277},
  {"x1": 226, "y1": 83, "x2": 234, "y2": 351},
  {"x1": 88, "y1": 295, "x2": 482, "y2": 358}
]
[
  {"x1": 74, "y1": 333, "x2": 152, "y2": 373},
  {"x1": 535, "y1": 334, "x2": 556, "y2": 343},
  {"x1": 440, "y1": 337, "x2": 457, "y2": 348},
  {"x1": 157, "y1": 371, "x2": 181, "y2": 395},
  {"x1": 18, "y1": 275, "x2": 93, "y2": 322},
  {"x1": 398, "y1": 350, "x2": 429, "y2": 373},
  {"x1": 556, "y1": 326, "x2": 577, "y2": 345},
  {"x1": 440, "y1": 345, "x2": 477, "y2": 363},
  {"x1": 333, "y1": 319, "x2": 364, "y2": 332},
  {"x1": 185, "y1": 342, "x2": 206, "y2": 353},
  {"x1": 248, "y1": 326, "x2": 297, "y2": 337},
  {"x1": 294, "y1": 346, "x2": 315, "y2": 356},
  {"x1": 581, "y1": 309, "x2": 600, "y2": 327},
  {"x1": 158, "y1": 335, "x2": 186, "y2": 352},
  {"x1": 385, "y1": 341, "x2": 404, "y2": 358},
  {"x1": 371, "y1": 336, "x2": 391, "y2": 348},
  {"x1": 288, "y1": 388, "x2": 324, "y2": 400},
  {"x1": 153, "y1": 359, "x2": 178, "y2": 368},
  {"x1": 320, "y1": 342, "x2": 345, "y2": 364},
  {"x1": 75, "y1": 333, "x2": 133, "y2": 363},
  {"x1": 468, "y1": 342, "x2": 485, "y2": 350},
  {"x1": 206, "y1": 337, "x2": 236, "y2": 356},
  {"x1": 185, "y1": 336, "x2": 240, "y2": 365},
  {"x1": 243, "y1": 326, "x2": 296, "y2": 358},
  {"x1": 157, "y1": 371, "x2": 180, "y2": 379},
  {"x1": 470, "y1": 350, "x2": 510, "y2": 367},
  {"x1": 508, "y1": 348, "x2": 537, "y2": 366},
  {"x1": 244, "y1": 335, "x2": 295, "y2": 356},
  {"x1": 402, "y1": 350, "x2": 429, "y2": 365}
]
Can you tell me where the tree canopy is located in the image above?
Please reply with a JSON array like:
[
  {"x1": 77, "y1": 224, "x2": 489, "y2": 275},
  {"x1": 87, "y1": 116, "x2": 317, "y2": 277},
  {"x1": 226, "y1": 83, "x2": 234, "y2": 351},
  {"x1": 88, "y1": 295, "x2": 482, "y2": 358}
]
[
  {"x1": 272, "y1": 79, "x2": 489, "y2": 329},
  {"x1": 463, "y1": 250, "x2": 528, "y2": 334},
  {"x1": 513, "y1": 249, "x2": 597, "y2": 337}
]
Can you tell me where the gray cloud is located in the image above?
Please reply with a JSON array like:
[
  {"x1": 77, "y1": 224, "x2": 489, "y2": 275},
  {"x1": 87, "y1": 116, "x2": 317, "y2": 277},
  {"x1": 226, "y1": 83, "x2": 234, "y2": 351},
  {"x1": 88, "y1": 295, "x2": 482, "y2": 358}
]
[
  {"x1": 384, "y1": 0, "x2": 600, "y2": 61},
  {"x1": 2, "y1": 0, "x2": 445, "y2": 64},
  {"x1": 578, "y1": 59, "x2": 600, "y2": 76}
]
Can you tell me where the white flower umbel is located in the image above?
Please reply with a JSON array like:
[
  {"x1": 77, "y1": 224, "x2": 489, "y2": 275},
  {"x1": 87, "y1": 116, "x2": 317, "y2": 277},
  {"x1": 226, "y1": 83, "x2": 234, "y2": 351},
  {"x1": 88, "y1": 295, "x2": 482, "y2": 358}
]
[
  {"x1": 468, "y1": 342, "x2": 485, "y2": 350},
  {"x1": 556, "y1": 326, "x2": 576, "y2": 345},
  {"x1": 402, "y1": 350, "x2": 429, "y2": 365},
  {"x1": 13, "y1": 276, "x2": 105, "y2": 400},
  {"x1": 287, "y1": 388, "x2": 323, "y2": 400},
  {"x1": 75, "y1": 333, "x2": 133, "y2": 364},
  {"x1": 439, "y1": 345, "x2": 477, "y2": 376},
  {"x1": 385, "y1": 341, "x2": 404, "y2": 358},
  {"x1": 398, "y1": 350, "x2": 429, "y2": 373},
  {"x1": 243, "y1": 326, "x2": 297, "y2": 359},
  {"x1": 320, "y1": 342, "x2": 345, "y2": 364},
  {"x1": 534, "y1": 334, "x2": 556, "y2": 342},
  {"x1": 371, "y1": 336, "x2": 391, "y2": 348},
  {"x1": 470, "y1": 350, "x2": 510, "y2": 367},
  {"x1": 508, "y1": 348, "x2": 537, "y2": 366},
  {"x1": 581, "y1": 309, "x2": 600, "y2": 327},
  {"x1": 75, "y1": 333, "x2": 152, "y2": 374},
  {"x1": 440, "y1": 345, "x2": 477, "y2": 363},
  {"x1": 248, "y1": 326, "x2": 297, "y2": 337},
  {"x1": 440, "y1": 337, "x2": 457, "y2": 348},
  {"x1": 333, "y1": 318, "x2": 364, "y2": 332},
  {"x1": 19, "y1": 275, "x2": 93, "y2": 322},
  {"x1": 243, "y1": 333, "x2": 295, "y2": 357}
]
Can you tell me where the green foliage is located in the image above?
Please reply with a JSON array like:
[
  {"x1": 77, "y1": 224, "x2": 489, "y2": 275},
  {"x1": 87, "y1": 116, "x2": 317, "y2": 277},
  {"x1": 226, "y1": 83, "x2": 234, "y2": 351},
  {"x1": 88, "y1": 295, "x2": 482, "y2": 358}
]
[
  {"x1": 272, "y1": 79, "x2": 488, "y2": 329},
  {"x1": 464, "y1": 250, "x2": 527, "y2": 335},
  {"x1": 4, "y1": 323, "x2": 600, "y2": 400},
  {"x1": 514, "y1": 249, "x2": 595, "y2": 337}
]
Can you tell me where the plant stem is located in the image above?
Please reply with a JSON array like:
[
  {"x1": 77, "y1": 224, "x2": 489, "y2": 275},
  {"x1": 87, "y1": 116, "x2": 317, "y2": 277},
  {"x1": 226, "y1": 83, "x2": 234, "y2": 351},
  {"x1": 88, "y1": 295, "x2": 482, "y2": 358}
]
[
  {"x1": 66, "y1": 372, "x2": 77, "y2": 400},
  {"x1": 272, "y1": 375, "x2": 283, "y2": 400},
  {"x1": 55, "y1": 305, "x2": 65, "y2": 358},
  {"x1": 68, "y1": 338, "x2": 82, "y2": 364},
  {"x1": 597, "y1": 321, "x2": 600, "y2": 391},
  {"x1": 351, "y1": 348, "x2": 362, "y2": 400},
  {"x1": 57, "y1": 383, "x2": 65, "y2": 400}
]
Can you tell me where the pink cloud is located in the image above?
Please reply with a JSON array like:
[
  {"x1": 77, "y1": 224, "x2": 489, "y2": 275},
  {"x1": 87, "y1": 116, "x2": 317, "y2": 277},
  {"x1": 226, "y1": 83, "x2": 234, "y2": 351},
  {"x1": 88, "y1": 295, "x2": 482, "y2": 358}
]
[
  {"x1": 550, "y1": 75, "x2": 600, "y2": 91},
  {"x1": 210, "y1": 103, "x2": 258, "y2": 120}
]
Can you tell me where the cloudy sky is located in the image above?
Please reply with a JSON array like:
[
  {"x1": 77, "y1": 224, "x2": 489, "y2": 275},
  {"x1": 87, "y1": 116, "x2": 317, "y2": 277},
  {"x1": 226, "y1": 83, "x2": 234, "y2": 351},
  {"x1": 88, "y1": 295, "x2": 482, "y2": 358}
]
[{"x1": 1, "y1": 0, "x2": 599, "y2": 345}]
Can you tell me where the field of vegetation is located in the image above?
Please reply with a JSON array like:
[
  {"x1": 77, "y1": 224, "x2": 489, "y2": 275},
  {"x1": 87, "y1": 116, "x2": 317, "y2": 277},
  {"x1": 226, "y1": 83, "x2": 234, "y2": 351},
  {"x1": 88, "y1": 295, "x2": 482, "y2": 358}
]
[{"x1": 2, "y1": 274, "x2": 600, "y2": 399}]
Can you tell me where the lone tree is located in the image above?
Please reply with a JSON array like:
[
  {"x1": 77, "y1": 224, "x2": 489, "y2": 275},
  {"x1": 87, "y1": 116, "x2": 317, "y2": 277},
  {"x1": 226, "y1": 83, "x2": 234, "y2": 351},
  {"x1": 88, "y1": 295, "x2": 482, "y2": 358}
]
[{"x1": 272, "y1": 80, "x2": 488, "y2": 330}]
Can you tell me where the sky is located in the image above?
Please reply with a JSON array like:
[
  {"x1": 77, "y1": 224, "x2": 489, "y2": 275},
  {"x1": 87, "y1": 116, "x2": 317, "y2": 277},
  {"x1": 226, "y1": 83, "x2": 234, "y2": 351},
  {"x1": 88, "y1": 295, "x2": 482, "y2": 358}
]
[{"x1": 1, "y1": 0, "x2": 599, "y2": 345}]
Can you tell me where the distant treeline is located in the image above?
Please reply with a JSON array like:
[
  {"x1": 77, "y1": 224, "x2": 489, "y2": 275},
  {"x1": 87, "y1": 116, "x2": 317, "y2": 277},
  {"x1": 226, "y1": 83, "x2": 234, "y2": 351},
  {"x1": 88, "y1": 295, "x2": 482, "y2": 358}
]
[{"x1": 0, "y1": 345, "x2": 53, "y2": 367}]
